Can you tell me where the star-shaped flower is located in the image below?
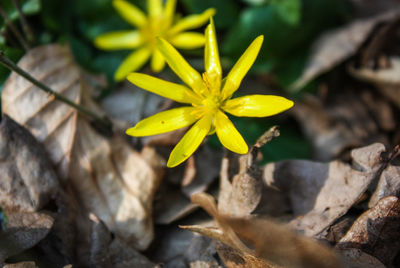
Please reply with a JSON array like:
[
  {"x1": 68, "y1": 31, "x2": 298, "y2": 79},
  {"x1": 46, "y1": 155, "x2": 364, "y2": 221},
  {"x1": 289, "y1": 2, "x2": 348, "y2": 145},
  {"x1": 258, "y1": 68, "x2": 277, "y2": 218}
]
[
  {"x1": 126, "y1": 19, "x2": 294, "y2": 167},
  {"x1": 94, "y1": 0, "x2": 215, "y2": 81}
]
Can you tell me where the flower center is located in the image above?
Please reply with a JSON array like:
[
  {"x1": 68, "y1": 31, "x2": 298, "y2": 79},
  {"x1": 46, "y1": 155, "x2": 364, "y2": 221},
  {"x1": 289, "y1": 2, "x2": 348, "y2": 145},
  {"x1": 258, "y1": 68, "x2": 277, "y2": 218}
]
[
  {"x1": 141, "y1": 16, "x2": 170, "y2": 50},
  {"x1": 201, "y1": 97, "x2": 220, "y2": 114}
]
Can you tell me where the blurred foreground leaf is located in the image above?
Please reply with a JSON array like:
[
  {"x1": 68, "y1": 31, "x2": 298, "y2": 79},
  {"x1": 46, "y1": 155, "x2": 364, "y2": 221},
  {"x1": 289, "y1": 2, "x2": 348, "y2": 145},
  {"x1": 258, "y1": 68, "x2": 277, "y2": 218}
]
[{"x1": 270, "y1": 0, "x2": 302, "y2": 25}]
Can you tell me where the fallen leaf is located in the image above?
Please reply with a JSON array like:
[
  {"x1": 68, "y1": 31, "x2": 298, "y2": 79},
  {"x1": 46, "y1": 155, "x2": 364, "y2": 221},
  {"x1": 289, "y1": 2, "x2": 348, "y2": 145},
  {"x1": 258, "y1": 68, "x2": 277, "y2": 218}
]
[
  {"x1": 182, "y1": 146, "x2": 222, "y2": 198},
  {"x1": 263, "y1": 143, "x2": 385, "y2": 237},
  {"x1": 291, "y1": 8, "x2": 400, "y2": 90},
  {"x1": 88, "y1": 213, "x2": 155, "y2": 268},
  {"x1": 0, "y1": 211, "x2": 54, "y2": 262},
  {"x1": 100, "y1": 81, "x2": 164, "y2": 132},
  {"x1": 292, "y1": 92, "x2": 392, "y2": 160},
  {"x1": 184, "y1": 236, "x2": 220, "y2": 268},
  {"x1": 349, "y1": 56, "x2": 400, "y2": 109},
  {"x1": 351, "y1": 0, "x2": 400, "y2": 18},
  {"x1": 369, "y1": 165, "x2": 400, "y2": 207},
  {"x1": 337, "y1": 196, "x2": 400, "y2": 266},
  {"x1": 218, "y1": 127, "x2": 280, "y2": 217},
  {"x1": 154, "y1": 189, "x2": 198, "y2": 225},
  {"x1": 185, "y1": 192, "x2": 344, "y2": 268},
  {"x1": 338, "y1": 248, "x2": 386, "y2": 268},
  {"x1": 151, "y1": 225, "x2": 198, "y2": 266},
  {"x1": 3, "y1": 262, "x2": 38, "y2": 268},
  {"x1": 1, "y1": 44, "x2": 165, "y2": 250},
  {"x1": 0, "y1": 115, "x2": 59, "y2": 212}
]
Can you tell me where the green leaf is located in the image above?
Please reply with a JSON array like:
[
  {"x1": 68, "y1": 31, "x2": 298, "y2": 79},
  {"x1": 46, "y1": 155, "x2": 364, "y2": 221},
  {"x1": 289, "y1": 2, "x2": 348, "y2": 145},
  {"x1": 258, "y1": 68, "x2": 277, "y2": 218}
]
[
  {"x1": 209, "y1": 116, "x2": 312, "y2": 163},
  {"x1": 0, "y1": 0, "x2": 41, "y2": 27},
  {"x1": 270, "y1": 0, "x2": 302, "y2": 26},
  {"x1": 180, "y1": 0, "x2": 240, "y2": 29},
  {"x1": 222, "y1": 0, "x2": 351, "y2": 87},
  {"x1": 241, "y1": 0, "x2": 268, "y2": 6}
]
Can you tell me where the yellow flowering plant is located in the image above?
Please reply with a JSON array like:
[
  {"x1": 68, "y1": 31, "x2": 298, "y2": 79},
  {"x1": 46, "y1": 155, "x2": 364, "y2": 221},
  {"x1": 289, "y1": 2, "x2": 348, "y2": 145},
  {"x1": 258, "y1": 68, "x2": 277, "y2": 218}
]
[
  {"x1": 94, "y1": 0, "x2": 215, "y2": 81},
  {"x1": 126, "y1": 19, "x2": 294, "y2": 167}
]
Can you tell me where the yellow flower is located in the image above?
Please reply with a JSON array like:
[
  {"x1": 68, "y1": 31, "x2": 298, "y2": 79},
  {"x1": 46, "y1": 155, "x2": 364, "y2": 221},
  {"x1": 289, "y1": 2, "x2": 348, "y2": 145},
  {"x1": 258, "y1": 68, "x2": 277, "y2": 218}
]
[
  {"x1": 126, "y1": 19, "x2": 294, "y2": 167},
  {"x1": 94, "y1": 0, "x2": 215, "y2": 81}
]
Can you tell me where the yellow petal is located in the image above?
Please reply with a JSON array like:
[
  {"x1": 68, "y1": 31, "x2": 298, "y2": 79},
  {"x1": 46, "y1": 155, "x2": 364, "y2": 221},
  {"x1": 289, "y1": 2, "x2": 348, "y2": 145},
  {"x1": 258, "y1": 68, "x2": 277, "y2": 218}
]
[
  {"x1": 170, "y1": 32, "x2": 205, "y2": 49},
  {"x1": 169, "y1": 8, "x2": 216, "y2": 35},
  {"x1": 127, "y1": 72, "x2": 202, "y2": 104},
  {"x1": 126, "y1": 107, "x2": 199, "y2": 137},
  {"x1": 94, "y1": 30, "x2": 143, "y2": 50},
  {"x1": 222, "y1": 95, "x2": 294, "y2": 117},
  {"x1": 113, "y1": 0, "x2": 147, "y2": 27},
  {"x1": 167, "y1": 114, "x2": 212, "y2": 167},
  {"x1": 150, "y1": 49, "x2": 166, "y2": 72},
  {"x1": 221, "y1": 35, "x2": 264, "y2": 100},
  {"x1": 205, "y1": 17, "x2": 222, "y2": 93},
  {"x1": 215, "y1": 110, "x2": 248, "y2": 154},
  {"x1": 114, "y1": 47, "x2": 151, "y2": 81},
  {"x1": 148, "y1": 0, "x2": 162, "y2": 17},
  {"x1": 157, "y1": 38, "x2": 203, "y2": 94},
  {"x1": 164, "y1": 0, "x2": 177, "y2": 27}
]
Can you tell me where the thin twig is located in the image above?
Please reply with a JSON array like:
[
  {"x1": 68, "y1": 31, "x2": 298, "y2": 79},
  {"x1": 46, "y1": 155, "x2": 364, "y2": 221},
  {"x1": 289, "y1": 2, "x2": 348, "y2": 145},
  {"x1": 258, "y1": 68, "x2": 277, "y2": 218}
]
[
  {"x1": 0, "y1": 5, "x2": 29, "y2": 51},
  {"x1": 0, "y1": 50, "x2": 113, "y2": 133},
  {"x1": 12, "y1": 0, "x2": 34, "y2": 43}
]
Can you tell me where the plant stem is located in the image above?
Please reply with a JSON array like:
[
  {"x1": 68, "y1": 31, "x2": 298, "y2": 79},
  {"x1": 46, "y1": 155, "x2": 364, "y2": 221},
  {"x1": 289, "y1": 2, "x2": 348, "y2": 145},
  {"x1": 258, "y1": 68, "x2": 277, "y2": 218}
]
[
  {"x1": 12, "y1": 0, "x2": 35, "y2": 44},
  {"x1": 0, "y1": 5, "x2": 29, "y2": 51},
  {"x1": 0, "y1": 50, "x2": 112, "y2": 132}
]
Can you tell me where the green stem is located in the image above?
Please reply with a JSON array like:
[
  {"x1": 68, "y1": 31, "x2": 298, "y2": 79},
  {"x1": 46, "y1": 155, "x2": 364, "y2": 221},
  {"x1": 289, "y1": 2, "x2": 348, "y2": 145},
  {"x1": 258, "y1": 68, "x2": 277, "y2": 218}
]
[
  {"x1": 12, "y1": 0, "x2": 35, "y2": 44},
  {"x1": 0, "y1": 5, "x2": 29, "y2": 51},
  {"x1": 0, "y1": 50, "x2": 113, "y2": 132}
]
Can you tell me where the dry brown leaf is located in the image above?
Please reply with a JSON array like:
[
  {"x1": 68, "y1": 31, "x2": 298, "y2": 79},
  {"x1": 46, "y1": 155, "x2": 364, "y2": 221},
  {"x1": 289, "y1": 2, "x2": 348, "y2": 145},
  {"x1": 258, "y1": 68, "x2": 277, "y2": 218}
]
[
  {"x1": 349, "y1": 56, "x2": 400, "y2": 108},
  {"x1": 218, "y1": 127, "x2": 280, "y2": 217},
  {"x1": 100, "y1": 81, "x2": 164, "y2": 132},
  {"x1": 154, "y1": 189, "x2": 197, "y2": 224},
  {"x1": 1, "y1": 44, "x2": 164, "y2": 250},
  {"x1": 186, "y1": 192, "x2": 343, "y2": 268},
  {"x1": 369, "y1": 165, "x2": 400, "y2": 207},
  {"x1": 185, "y1": 236, "x2": 219, "y2": 268},
  {"x1": 291, "y1": 8, "x2": 400, "y2": 90},
  {"x1": 89, "y1": 214, "x2": 155, "y2": 268},
  {"x1": 263, "y1": 143, "x2": 385, "y2": 237},
  {"x1": 337, "y1": 196, "x2": 400, "y2": 266},
  {"x1": 292, "y1": 92, "x2": 393, "y2": 160},
  {"x1": 351, "y1": 0, "x2": 400, "y2": 18},
  {"x1": 0, "y1": 115, "x2": 59, "y2": 212},
  {"x1": 182, "y1": 146, "x2": 222, "y2": 198},
  {"x1": 338, "y1": 248, "x2": 386, "y2": 268},
  {"x1": 3, "y1": 262, "x2": 38, "y2": 268},
  {"x1": 0, "y1": 211, "x2": 54, "y2": 262}
]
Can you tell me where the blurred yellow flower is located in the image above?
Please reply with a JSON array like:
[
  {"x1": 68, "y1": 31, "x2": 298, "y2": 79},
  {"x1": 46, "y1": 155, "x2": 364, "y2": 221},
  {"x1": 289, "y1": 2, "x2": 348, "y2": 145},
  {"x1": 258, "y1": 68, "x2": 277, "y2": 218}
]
[
  {"x1": 94, "y1": 0, "x2": 215, "y2": 81},
  {"x1": 126, "y1": 19, "x2": 294, "y2": 167}
]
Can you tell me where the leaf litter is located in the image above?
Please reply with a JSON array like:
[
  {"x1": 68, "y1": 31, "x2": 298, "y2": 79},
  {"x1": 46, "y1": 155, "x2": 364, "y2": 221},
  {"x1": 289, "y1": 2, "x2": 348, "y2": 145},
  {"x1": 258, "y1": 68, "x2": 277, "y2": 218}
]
[{"x1": 1, "y1": 3, "x2": 400, "y2": 267}]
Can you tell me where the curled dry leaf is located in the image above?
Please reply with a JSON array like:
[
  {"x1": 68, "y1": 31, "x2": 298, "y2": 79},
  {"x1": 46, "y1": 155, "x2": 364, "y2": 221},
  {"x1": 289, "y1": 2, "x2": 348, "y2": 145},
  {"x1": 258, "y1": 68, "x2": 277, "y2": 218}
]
[
  {"x1": 291, "y1": 8, "x2": 400, "y2": 90},
  {"x1": 218, "y1": 127, "x2": 280, "y2": 217},
  {"x1": 1, "y1": 44, "x2": 164, "y2": 250},
  {"x1": 337, "y1": 196, "x2": 400, "y2": 266},
  {"x1": 0, "y1": 115, "x2": 59, "y2": 212},
  {"x1": 0, "y1": 211, "x2": 54, "y2": 262},
  {"x1": 263, "y1": 143, "x2": 385, "y2": 237},
  {"x1": 349, "y1": 56, "x2": 400, "y2": 108},
  {"x1": 184, "y1": 192, "x2": 343, "y2": 268}
]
